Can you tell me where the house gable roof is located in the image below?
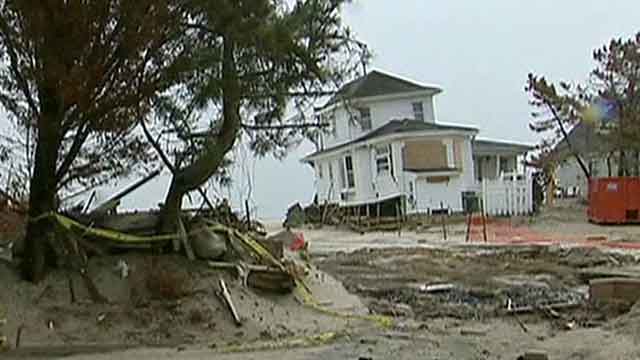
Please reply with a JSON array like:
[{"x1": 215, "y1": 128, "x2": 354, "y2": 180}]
[
  {"x1": 322, "y1": 70, "x2": 441, "y2": 108},
  {"x1": 472, "y1": 139, "x2": 535, "y2": 156},
  {"x1": 304, "y1": 119, "x2": 477, "y2": 161},
  {"x1": 553, "y1": 122, "x2": 609, "y2": 158}
]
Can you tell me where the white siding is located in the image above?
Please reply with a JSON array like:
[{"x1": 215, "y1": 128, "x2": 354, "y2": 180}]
[
  {"x1": 415, "y1": 176, "x2": 465, "y2": 212},
  {"x1": 461, "y1": 139, "x2": 476, "y2": 190},
  {"x1": 353, "y1": 146, "x2": 373, "y2": 202},
  {"x1": 313, "y1": 135, "x2": 477, "y2": 211},
  {"x1": 319, "y1": 94, "x2": 436, "y2": 149}
]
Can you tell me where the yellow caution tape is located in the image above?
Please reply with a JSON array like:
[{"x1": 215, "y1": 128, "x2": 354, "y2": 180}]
[
  {"x1": 218, "y1": 331, "x2": 342, "y2": 353},
  {"x1": 295, "y1": 279, "x2": 393, "y2": 329},
  {"x1": 32, "y1": 212, "x2": 177, "y2": 246}
]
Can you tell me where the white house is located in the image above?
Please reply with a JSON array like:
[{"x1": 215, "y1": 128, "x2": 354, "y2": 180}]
[{"x1": 303, "y1": 70, "x2": 533, "y2": 215}]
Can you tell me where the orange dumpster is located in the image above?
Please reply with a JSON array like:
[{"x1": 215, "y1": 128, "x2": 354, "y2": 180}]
[{"x1": 588, "y1": 177, "x2": 640, "y2": 224}]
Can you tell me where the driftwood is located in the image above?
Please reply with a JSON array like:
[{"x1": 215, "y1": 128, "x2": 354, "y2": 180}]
[
  {"x1": 89, "y1": 169, "x2": 161, "y2": 217},
  {"x1": 54, "y1": 227, "x2": 109, "y2": 304},
  {"x1": 178, "y1": 218, "x2": 195, "y2": 261},
  {"x1": 15, "y1": 324, "x2": 23, "y2": 349},
  {"x1": 68, "y1": 276, "x2": 76, "y2": 304},
  {"x1": 507, "y1": 302, "x2": 581, "y2": 315},
  {"x1": 218, "y1": 278, "x2": 242, "y2": 326},
  {"x1": 208, "y1": 261, "x2": 294, "y2": 294},
  {"x1": 92, "y1": 212, "x2": 160, "y2": 237},
  {"x1": 246, "y1": 268, "x2": 295, "y2": 294}
]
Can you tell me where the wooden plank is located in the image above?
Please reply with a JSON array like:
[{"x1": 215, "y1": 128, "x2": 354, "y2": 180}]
[
  {"x1": 218, "y1": 278, "x2": 242, "y2": 326},
  {"x1": 178, "y1": 218, "x2": 195, "y2": 260},
  {"x1": 89, "y1": 169, "x2": 162, "y2": 217}
]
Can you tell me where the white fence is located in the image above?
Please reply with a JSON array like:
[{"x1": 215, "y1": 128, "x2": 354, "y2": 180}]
[{"x1": 481, "y1": 178, "x2": 533, "y2": 216}]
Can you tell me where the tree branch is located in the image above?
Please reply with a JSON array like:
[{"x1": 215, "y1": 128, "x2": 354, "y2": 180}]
[
  {"x1": 241, "y1": 122, "x2": 328, "y2": 131},
  {"x1": 56, "y1": 124, "x2": 91, "y2": 182},
  {"x1": 0, "y1": 15, "x2": 39, "y2": 117},
  {"x1": 547, "y1": 102, "x2": 591, "y2": 179},
  {"x1": 140, "y1": 118, "x2": 215, "y2": 210}
]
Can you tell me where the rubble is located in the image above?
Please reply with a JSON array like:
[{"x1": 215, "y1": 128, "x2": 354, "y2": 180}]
[
  {"x1": 189, "y1": 220, "x2": 227, "y2": 260},
  {"x1": 517, "y1": 350, "x2": 549, "y2": 360}
]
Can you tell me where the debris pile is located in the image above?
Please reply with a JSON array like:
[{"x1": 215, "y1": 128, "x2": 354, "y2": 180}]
[
  {"x1": 0, "y1": 306, "x2": 6, "y2": 352},
  {"x1": 317, "y1": 246, "x2": 625, "y2": 322}
]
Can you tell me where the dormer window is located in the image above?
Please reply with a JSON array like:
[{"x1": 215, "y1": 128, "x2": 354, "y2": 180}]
[
  {"x1": 412, "y1": 102, "x2": 424, "y2": 121},
  {"x1": 359, "y1": 107, "x2": 372, "y2": 130}
]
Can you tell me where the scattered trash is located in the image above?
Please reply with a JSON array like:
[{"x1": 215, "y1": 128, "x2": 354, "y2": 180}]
[
  {"x1": 47, "y1": 320, "x2": 55, "y2": 330},
  {"x1": 115, "y1": 260, "x2": 129, "y2": 279},
  {"x1": 97, "y1": 313, "x2": 107, "y2": 323},
  {"x1": 289, "y1": 232, "x2": 306, "y2": 252},
  {"x1": 419, "y1": 283, "x2": 456, "y2": 293},
  {"x1": 0, "y1": 335, "x2": 7, "y2": 352},
  {"x1": 459, "y1": 327, "x2": 488, "y2": 336},
  {"x1": 0, "y1": 316, "x2": 6, "y2": 352},
  {"x1": 517, "y1": 350, "x2": 549, "y2": 360},
  {"x1": 564, "y1": 321, "x2": 577, "y2": 330}
]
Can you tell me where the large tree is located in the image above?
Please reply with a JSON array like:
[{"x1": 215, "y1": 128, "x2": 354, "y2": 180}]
[
  {"x1": 142, "y1": 0, "x2": 367, "y2": 232},
  {"x1": 0, "y1": 0, "x2": 194, "y2": 282},
  {"x1": 526, "y1": 32, "x2": 640, "y2": 177}
]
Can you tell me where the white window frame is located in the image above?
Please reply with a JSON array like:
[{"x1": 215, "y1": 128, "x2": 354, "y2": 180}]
[
  {"x1": 412, "y1": 102, "x2": 424, "y2": 121},
  {"x1": 330, "y1": 115, "x2": 337, "y2": 136},
  {"x1": 375, "y1": 145, "x2": 392, "y2": 176},
  {"x1": 343, "y1": 155, "x2": 355, "y2": 190},
  {"x1": 443, "y1": 139, "x2": 455, "y2": 168},
  {"x1": 359, "y1": 107, "x2": 372, "y2": 130}
]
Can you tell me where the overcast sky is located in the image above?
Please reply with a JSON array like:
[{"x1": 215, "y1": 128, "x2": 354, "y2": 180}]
[{"x1": 88, "y1": 1, "x2": 640, "y2": 219}]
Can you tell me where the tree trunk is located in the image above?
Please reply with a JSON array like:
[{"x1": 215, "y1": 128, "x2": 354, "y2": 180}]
[
  {"x1": 22, "y1": 105, "x2": 62, "y2": 282},
  {"x1": 618, "y1": 151, "x2": 627, "y2": 177},
  {"x1": 160, "y1": 34, "x2": 240, "y2": 233}
]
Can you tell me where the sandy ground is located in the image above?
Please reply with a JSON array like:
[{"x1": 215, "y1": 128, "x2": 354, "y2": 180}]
[
  {"x1": 0, "y1": 253, "x2": 368, "y2": 354},
  {"x1": 287, "y1": 200, "x2": 640, "y2": 256},
  {"x1": 3, "y1": 201, "x2": 640, "y2": 359},
  {"x1": 25, "y1": 303, "x2": 640, "y2": 360}
]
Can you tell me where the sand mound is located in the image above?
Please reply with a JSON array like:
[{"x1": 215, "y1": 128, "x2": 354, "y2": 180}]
[{"x1": 0, "y1": 253, "x2": 367, "y2": 349}]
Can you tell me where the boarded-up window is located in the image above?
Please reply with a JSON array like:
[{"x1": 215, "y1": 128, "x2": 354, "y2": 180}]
[{"x1": 403, "y1": 140, "x2": 448, "y2": 171}]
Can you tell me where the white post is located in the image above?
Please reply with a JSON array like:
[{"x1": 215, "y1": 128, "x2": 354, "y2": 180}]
[
  {"x1": 482, "y1": 178, "x2": 487, "y2": 216},
  {"x1": 496, "y1": 154, "x2": 501, "y2": 179}
]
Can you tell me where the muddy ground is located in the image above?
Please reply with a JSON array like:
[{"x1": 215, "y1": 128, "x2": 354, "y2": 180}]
[{"x1": 316, "y1": 245, "x2": 637, "y2": 320}]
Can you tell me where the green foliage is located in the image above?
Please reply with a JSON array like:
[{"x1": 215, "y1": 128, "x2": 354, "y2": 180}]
[
  {"x1": 526, "y1": 31, "x2": 640, "y2": 175},
  {"x1": 0, "y1": 0, "x2": 195, "y2": 196},
  {"x1": 148, "y1": 0, "x2": 367, "y2": 185}
]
